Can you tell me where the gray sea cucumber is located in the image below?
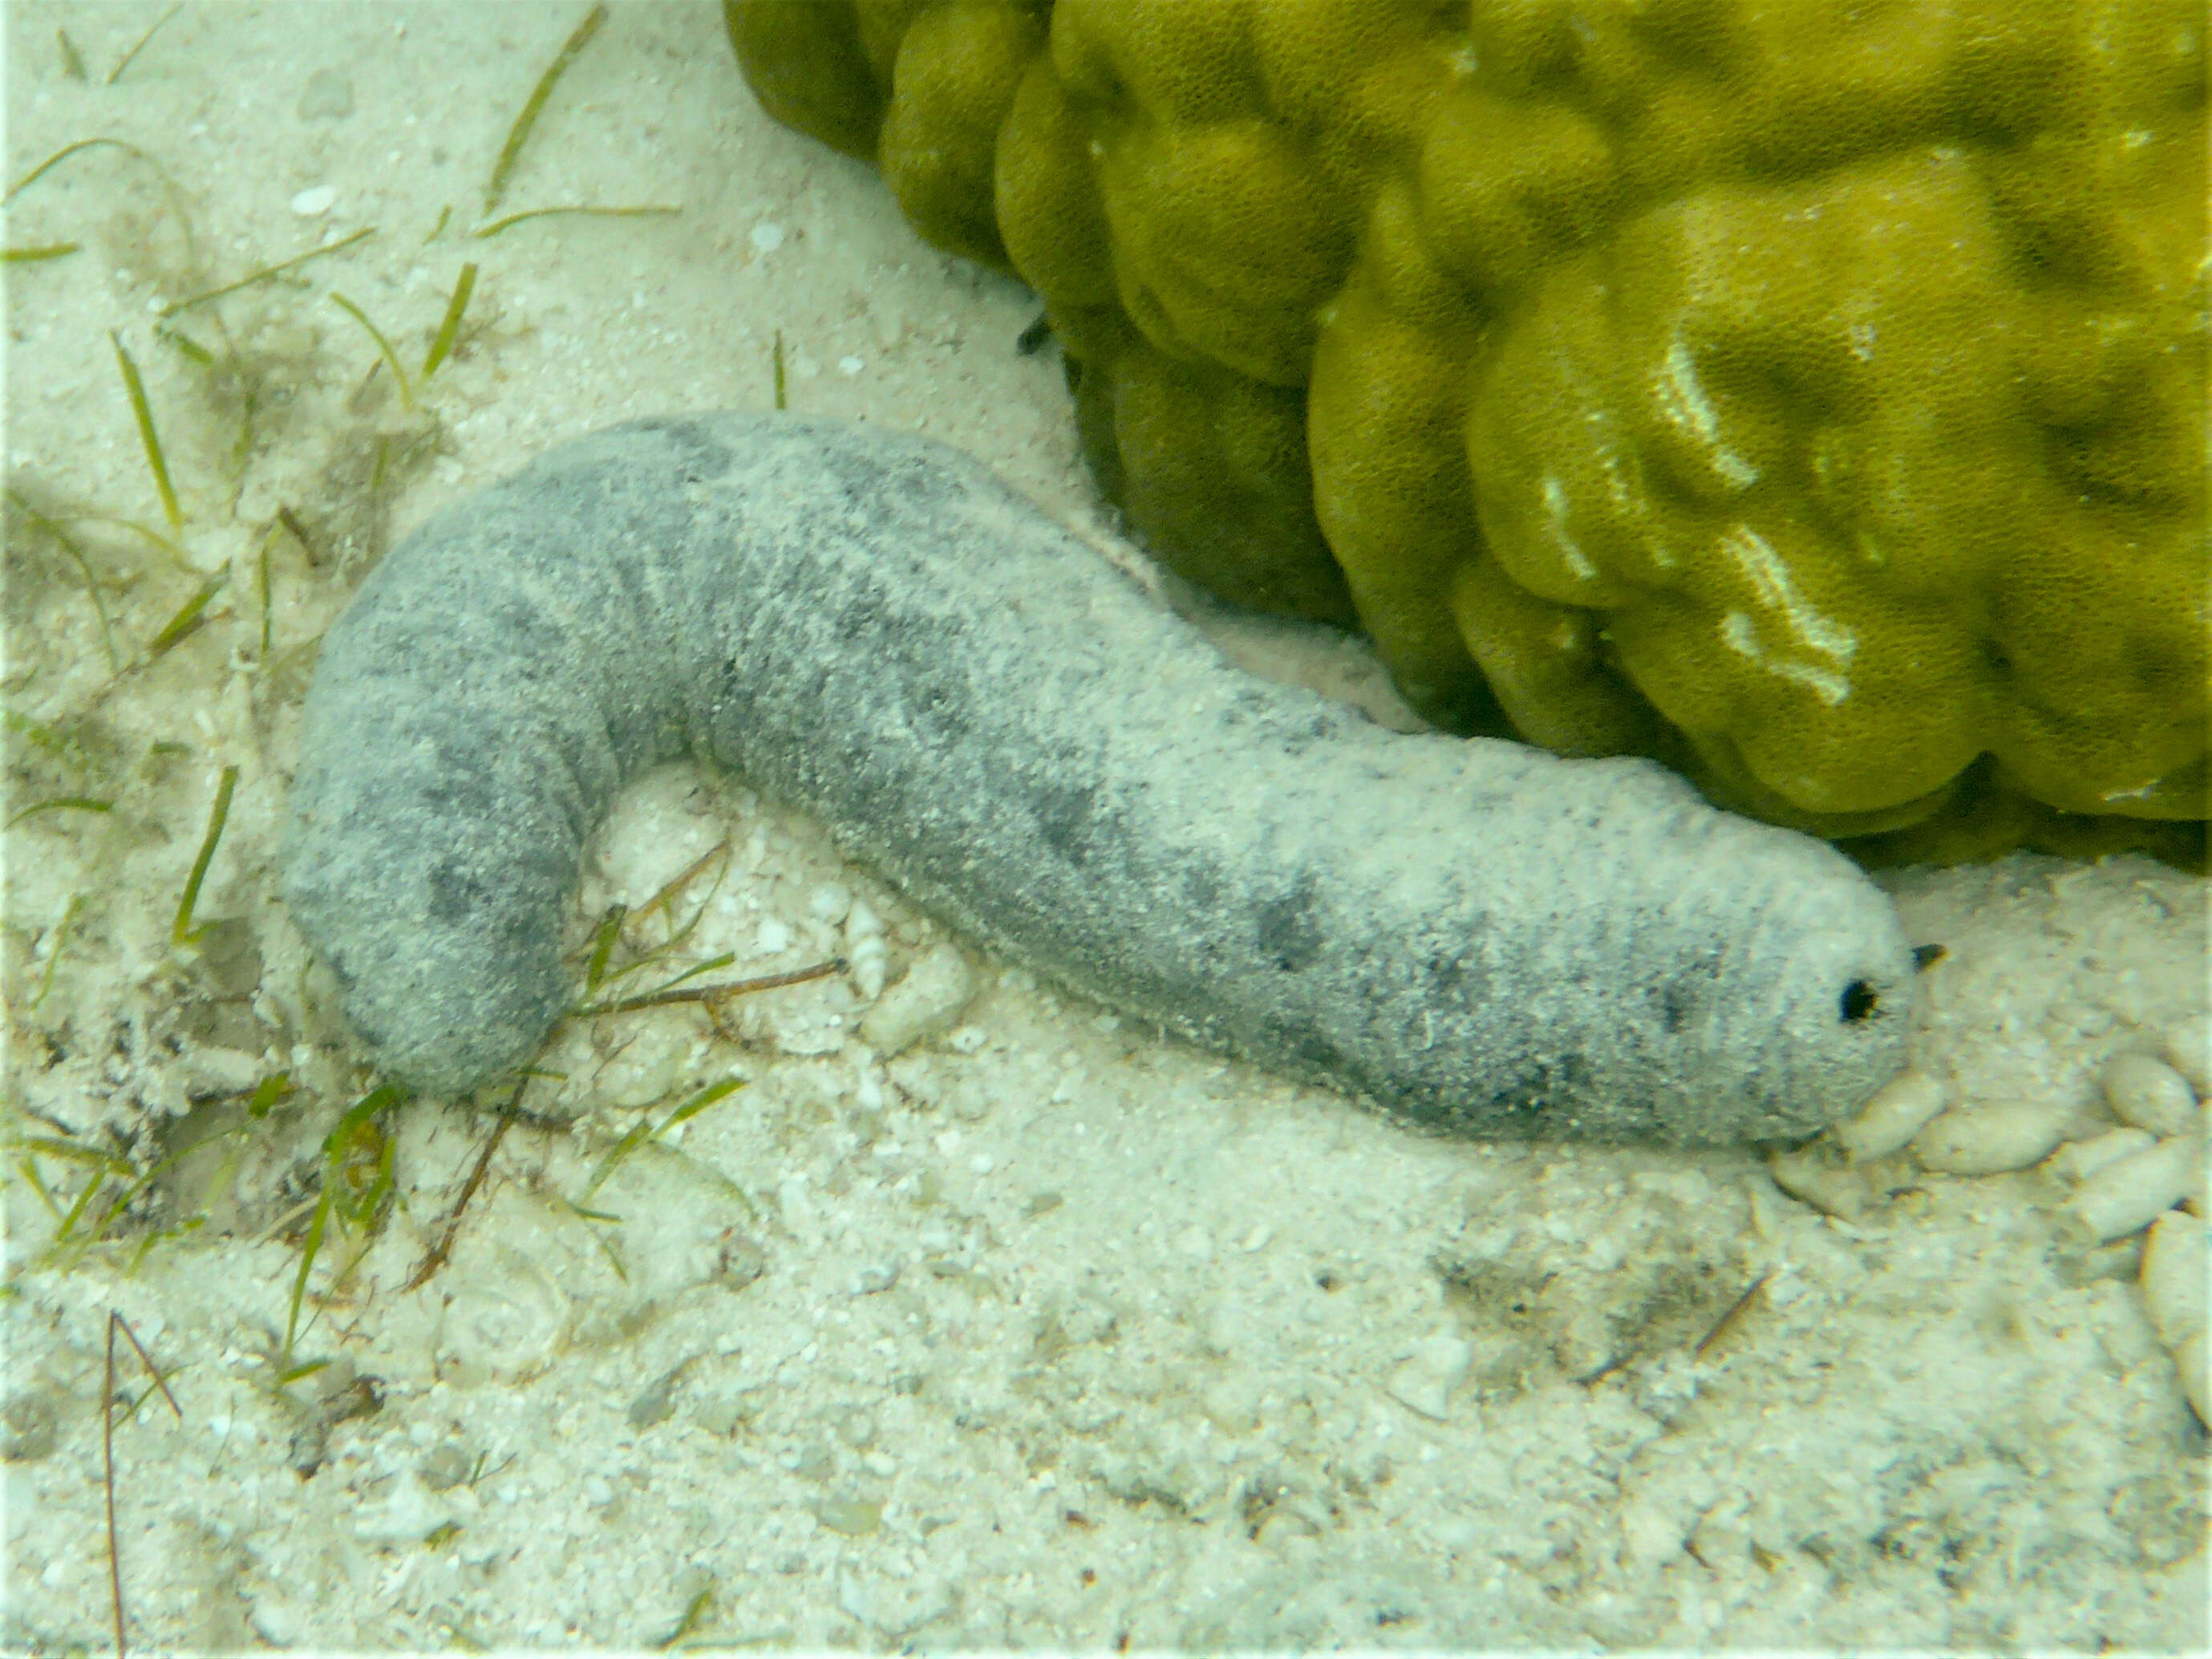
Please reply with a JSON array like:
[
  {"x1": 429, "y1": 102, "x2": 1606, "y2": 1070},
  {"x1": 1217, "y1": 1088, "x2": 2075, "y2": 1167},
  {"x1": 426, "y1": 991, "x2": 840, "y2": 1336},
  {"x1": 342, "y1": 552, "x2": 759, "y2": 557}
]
[{"x1": 283, "y1": 414, "x2": 1914, "y2": 1142}]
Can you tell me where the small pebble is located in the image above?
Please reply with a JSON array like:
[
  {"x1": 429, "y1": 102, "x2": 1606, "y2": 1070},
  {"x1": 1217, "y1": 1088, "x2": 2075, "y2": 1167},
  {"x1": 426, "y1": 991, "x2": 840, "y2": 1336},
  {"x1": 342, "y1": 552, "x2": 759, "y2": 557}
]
[
  {"x1": 816, "y1": 1494, "x2": 882, "y2": 1537},
  {"x1": 1201, "y1": 1376, "x2": 1262, "y2": 1435},
  {"x1": 1, "y1": 1389, "x2": 59, "y2": 1464},
  {"x1": 1767, "y1": 1142, "x2": 1874, "y2": 1221},
  {"x1": 2063, "y1": 1137, "x2": 2202, "y2": 1243},
  {"x1": 2141, "y1": 1210, "x2": 2208, "y2": 1351},
  {"x1": 845, "y1": 900, "x2": 888, "y2": 999},
  {"x1": 851, "y1": 1261, "x2": 901, "y2": 1295},
  {"x1": 2171, "y1": 1328, "x2": 2209, "y2": 1429},
  {"x1": 715, "y1": 1231, "x2": 768, "y2": 1291},
  {"x1": 694, "y1": 1385, "x2": 766, "y2": 1437},
  {"x1": 627, "y1": 1364, "x2": 687, "y2": 1428},
  {"x1": 417, "y1": 1442, "x2": 474, "y2": 1491},
  {"x1": 2045, "y1": 1126, "x2": 2157, "y2": 1185},
  {"x1": 296, "y1": 67, "x2": 355, "y2": 120},
  {"x1": 2141, "y1": 1211, "x2": 2209, "y2": 1425},
  {"x1": 289, "y1": 185, "x2": 338, "y2": 217},
  {"x1": 2160, "y1": 1015, "x2": 2212, "y2": 1097},
  {"x1": 778, "y1": 1172, "x2": 815, "y2": 1235},
  {"x1": 1385, "y1": 1332, "x2": 1474, "y2": 1422},
  {"x1": 2103, "y1": 1053, "x2": 2198, "y2": 1138},
  {"x1": 847, "y1": 935, "x2": 889, "y2": 1002},
  {"x1": 858, "y1": 943, "x2": 976, "y2": 1056},
  {"x1": 1913, "y1": 1101, "x2": 2069, "y2": 1175},
  {"x1": 1833, "y1": 1069, "x2": 1949, "y2": 1163}
]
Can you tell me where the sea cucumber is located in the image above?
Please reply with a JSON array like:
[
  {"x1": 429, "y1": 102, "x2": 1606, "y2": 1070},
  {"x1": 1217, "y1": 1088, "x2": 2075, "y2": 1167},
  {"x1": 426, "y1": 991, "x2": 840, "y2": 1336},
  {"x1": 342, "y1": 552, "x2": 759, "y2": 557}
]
[{"x1": 283, "y1": 414, "x2": 1914, "y2": 1142}]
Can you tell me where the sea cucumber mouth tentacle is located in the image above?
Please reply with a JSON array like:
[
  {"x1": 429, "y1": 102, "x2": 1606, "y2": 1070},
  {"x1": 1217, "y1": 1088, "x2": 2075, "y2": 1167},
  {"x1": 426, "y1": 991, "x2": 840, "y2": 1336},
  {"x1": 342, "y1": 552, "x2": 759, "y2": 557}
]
[{"x1": 282, "y1": 413, "x2": 1913, "y2": 1142}]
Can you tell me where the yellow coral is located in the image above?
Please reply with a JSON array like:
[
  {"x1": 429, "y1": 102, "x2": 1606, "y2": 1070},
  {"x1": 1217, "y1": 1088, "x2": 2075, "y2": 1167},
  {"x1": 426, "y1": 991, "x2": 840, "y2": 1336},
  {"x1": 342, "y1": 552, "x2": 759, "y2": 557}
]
[{"x1": 727, "y1": 0, "x2": 2209, "y2": 861}]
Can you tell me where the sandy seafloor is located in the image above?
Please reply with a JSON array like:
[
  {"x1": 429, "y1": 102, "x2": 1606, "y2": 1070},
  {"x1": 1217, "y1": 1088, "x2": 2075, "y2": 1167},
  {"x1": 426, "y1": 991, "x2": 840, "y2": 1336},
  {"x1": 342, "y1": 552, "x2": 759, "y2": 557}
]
[{"x1": 2, "y1": 2, "x2": 2206, "y2": 1651}]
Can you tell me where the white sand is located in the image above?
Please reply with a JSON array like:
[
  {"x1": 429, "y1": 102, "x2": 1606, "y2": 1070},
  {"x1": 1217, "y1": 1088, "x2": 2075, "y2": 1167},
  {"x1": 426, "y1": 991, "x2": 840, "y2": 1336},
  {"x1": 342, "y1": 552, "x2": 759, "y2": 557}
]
[{"x1": 5, "y1": 3, "x2": 2205, "y2": 1650}]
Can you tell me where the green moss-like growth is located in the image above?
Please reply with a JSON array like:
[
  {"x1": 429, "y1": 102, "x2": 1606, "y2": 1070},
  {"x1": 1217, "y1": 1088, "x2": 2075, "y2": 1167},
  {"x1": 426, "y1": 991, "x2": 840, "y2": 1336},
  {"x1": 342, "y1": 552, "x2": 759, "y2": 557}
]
[{"x1": 727, "y1": 0, "x2": 2207, "y2": 862}]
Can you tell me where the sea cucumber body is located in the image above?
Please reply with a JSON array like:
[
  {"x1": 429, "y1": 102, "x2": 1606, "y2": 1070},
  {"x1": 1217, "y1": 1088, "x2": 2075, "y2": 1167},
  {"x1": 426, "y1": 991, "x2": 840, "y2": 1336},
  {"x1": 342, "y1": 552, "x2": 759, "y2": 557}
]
[{"x1": 284, "y1": 415, "x2": 1913, "y2": 1140}]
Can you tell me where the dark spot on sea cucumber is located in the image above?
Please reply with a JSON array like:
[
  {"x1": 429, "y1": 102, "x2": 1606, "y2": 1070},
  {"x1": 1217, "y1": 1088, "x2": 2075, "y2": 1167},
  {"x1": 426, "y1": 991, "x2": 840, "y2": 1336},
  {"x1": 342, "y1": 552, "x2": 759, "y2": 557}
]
[
  {"x1": 1840, "y1": 979, "x2": 1880, "y2": 1022},
  {"x1": 1254, "y1": 874, "x2": 1323, "y2": 973},
  {"x1": 427, "y1": 857, "x2": 492, "y2": 925},
  {"x1": 1032, "y1": 779, "x2": 1104, "y2": 860}
]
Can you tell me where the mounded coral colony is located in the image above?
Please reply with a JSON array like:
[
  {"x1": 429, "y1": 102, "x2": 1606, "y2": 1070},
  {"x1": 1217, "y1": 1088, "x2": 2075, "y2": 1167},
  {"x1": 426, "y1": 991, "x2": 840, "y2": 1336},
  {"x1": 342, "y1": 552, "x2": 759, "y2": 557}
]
[{"x1": 727, "y1": 0, "x2": 2207, "y2": 863}]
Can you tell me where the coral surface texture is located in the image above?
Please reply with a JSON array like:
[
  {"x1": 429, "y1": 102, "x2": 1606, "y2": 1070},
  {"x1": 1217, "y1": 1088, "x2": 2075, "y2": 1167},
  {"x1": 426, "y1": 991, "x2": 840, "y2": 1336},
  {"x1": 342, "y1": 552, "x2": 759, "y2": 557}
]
[{"x1": 727, "y1": 0, "x2": 2207, "y2": 861}]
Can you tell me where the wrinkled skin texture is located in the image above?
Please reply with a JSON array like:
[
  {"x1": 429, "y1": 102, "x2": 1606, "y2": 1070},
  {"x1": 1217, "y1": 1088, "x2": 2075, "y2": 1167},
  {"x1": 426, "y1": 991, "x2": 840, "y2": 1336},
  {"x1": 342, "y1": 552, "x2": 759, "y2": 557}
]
[{"x1": 727, "y1": 0, "x2": 2207, "y2": 862}]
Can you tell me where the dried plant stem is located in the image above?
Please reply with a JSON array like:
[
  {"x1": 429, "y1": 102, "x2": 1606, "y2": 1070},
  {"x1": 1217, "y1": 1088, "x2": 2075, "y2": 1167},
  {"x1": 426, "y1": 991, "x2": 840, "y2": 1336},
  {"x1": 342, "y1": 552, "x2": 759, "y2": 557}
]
[{"x1": 104, "y1": 1311, "x2": 183, "y2": 1658}]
